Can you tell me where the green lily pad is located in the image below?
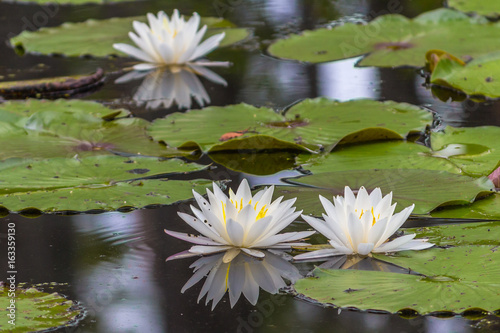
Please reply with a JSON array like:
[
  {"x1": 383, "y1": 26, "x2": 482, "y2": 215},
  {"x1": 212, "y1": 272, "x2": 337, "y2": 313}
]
[
  {"x1": 277, "y1": 169, "x2": 493, "y2": 215},
  {"x1": 208, "y1": 151, "x2": 297, "y2": 175},
  {"x1": 295, "y1": 246, "x2": 500, "y2": 314},
  {"x1": 0, "y1": 69, "x2": 104, "y2": 99},
  {"x1": 431, "y1": 126, "x2": 500, "y2": 177},
  {"x1": 148, "y1": 99, "x2": 432, "y2": 153},
  {"x1": 268, "y1": 8, "x2": 500, "y2": 67},
  {"x1": 0, "y1": 155, "x2": 209, "y2": 213},
  {"x1": 403, "y1": 221, "x2": 500, "y2": 246},
  {"x1": 296, "y1": 141, "x2": 461, "y2": 174},
  {"x1": 0, "y1": 99, "x2": 185, "y2": 160},
  {"x1": 0, "y1": 99, "x2": 129, "y2": 119},
  {"x1": 432, "y1": 193, "x2": 500, "y2": 220},
  {"x1": 430, "y1": 52, "x2": 500, "y2": 98},
  {"x1": 0, "y1": 286, "x2": 83, "y2": 332},
  {"x1": 10, "y1": 16, "x2": 250, "y2": 57},
  {"x1": 448, "y1": 0, "x2": 500, "y2": 19}
]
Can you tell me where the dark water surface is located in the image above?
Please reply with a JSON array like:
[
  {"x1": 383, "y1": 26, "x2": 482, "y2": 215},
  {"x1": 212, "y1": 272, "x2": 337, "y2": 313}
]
[{"x1": 1, "y1": 0, "x2": 500, "y2": 332}]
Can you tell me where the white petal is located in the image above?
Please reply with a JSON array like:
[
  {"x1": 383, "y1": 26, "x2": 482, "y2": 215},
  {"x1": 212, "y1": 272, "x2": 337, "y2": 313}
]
[
  {"x1": 189, "y1": 32, "x2": 226, "y2": 61},
  {"x1": 293, "y1": 248, "x2": 344, "y2": 261},
  {"x1": 222, "y1": 248, "x2": 241, "y2": 263},
  {"x1": 357, "y1": 243, "x2": 374, "y2": 255},
  {"x1": 241, "y1": 248, "x2": 266, "y2": 258},
  {"x1": 226, "y1": 218, "x2": 245, "y2": 246},
  {"x1": 373, "y1": 234, "x2": 417, "y2": 253},
  {"x1": 113, "y1": 43, "x2": 155, "y2": 63},
  {"x1": 189, "y1": 245, "x2": 233, "y2": 255},
  {"x1": 347, "y1": 212, "x2": 364, "y2": 251},
  {"x1": 164, "y1": 229, "x2": 221, "y2": 246}
]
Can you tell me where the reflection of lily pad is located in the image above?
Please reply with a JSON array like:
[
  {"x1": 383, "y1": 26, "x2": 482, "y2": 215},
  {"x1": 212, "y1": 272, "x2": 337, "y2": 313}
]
[
  {"x1": 277, "y1": 169, "x2": 493, "y2": 215},
  {"x1": 268, "y1": 9, "x2": 500, "y2": 67},
  {"x1": 431, "y1": 126, "x2": 500, "y2": 177},
  {"x1": 0, "y1": 286, "x2": 83, "y2": 332},
  {"x1": 295, "y1": 246, "x2": 500, "y2": 314},
  {"x1": 0, "y1": 69, "x2": 104, "y2": 99},
  {"x1": 430, "y1": 52, "x2": 500, "y2": 98},
  {"x1": 0, "y1": 155, "x2": 209, "y2": 213},
  {"x1": 11, "y1": 16, "x2": 250, "y2": 57},
  {"x1": 448, "y1": 0, "x2": 500, "y2": 19},
  {"x1": 148, "y1": 99, "x2": 432, "y2": 153},
  {"x1": 297, "y1": 141, "x2": 461, "y2": 174},
  {"x1": 432, "y1": 193, "x2": 500, "y2": 220},
  {"x1": 403, "y1": 221, "x2": 500, "y2": 246},
  {"x1": 0, "y1": 99, "x2": 184, "y2": 160}
]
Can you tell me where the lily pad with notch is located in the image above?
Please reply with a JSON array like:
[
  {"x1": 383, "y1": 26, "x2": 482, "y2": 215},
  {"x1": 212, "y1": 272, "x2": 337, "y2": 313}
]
[
  {"x1": 294, "y1": 246, "x2": 500, "y2": 315},
  {"x1": 268, "y1": 8, "x2": 500, "y2": 68},
  {"x1": 148, "y1": 98, "x2": 432, "y2": 153},
  {"x1": 432, "y1": 193, "x2": 500, "y2": 220},
  {"x1": 10, "y1": 15, "x2": 251, "y2": 57}
]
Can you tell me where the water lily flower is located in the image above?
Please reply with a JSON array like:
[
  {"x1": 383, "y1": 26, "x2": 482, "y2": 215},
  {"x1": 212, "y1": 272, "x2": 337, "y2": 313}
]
[
  {"x1": 165, "y1": 179, "x2": 315, "y2": 263},
  {"x1": 113, "y1": 10, "x2": 227, "y2": 71},
  {"x1": 294, "y1": 186, "x2": 434, "y2": 261},
  {"x1": 177, "y1": 250, "x2": 301, "y2": 309},
  {"x1": 115, "y1": 63, "x2": 227, "y2": 109}
]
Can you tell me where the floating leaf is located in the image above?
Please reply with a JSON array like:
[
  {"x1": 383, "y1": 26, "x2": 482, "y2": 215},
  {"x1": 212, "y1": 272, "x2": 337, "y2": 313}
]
[
  {"x1": 432, "y1": 193, "x2": 500, "y2": 220},
  {"x1": 0, "y1": 286, "x2": 83, "y2": 332},
  {"x1": 429, "y1": 51, "x2": 500, "y2": 98},
  {"x1": 403, "y1": 221, "x2": 500, "y2": 246},
  {"x1": 276, "y1": 169, "x2": 493, "y2": 215},
  {"x1": 295, "y1": 246, "x2": 500, "y2": 314},
  {"x1": 296, "y1": 141, "x2": 461, "y2": 174},
  {"x1": 209, "y1": 151, "x2": 297, "y2": 175},
  {"x1": 0, "y1": 69, "x2": 104, "y2": 99},
  {"x1": 0, "y1": 99, "x2": 185, "y2": 160},
  {"x1": 0, "y1": 155, "x2": 209, "y2": 213},
  {"x1": 10, "y1": 16, "x2": 251, "y2": 57},
  {"x1": 148, "y1": 99, "x2": 432, "y2": 153},
  {"x1": 431, "y1": 126, "x2": 500, "y2": 177},
  {"x1": 268, "y1": 9, "x2": 500, "y2": 67},
  {"x1": 448, "y1": 0, "x2": 500, "y2": 19}
]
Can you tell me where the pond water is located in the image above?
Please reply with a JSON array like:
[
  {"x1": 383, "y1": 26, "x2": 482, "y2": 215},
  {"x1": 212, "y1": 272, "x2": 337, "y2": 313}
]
[{"x1": 1, "y1": 0, "x2": 500, "y2": 332}]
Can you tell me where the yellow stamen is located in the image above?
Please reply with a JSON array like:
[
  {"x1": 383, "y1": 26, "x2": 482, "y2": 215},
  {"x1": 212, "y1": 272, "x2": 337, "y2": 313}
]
[
  {"x1": 224, "y1": 262, "x2": 231, "y2": 291},
  {"x1": 256, "y1": 205, "x2": 268, "y2": 220},
  {"x1": 221, "y1": 201, "x2": 226, "y2": 223}
]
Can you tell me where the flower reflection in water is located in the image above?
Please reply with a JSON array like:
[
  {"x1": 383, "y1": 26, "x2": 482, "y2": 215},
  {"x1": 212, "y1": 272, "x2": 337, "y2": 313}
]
[
  {"x1": 170, "y1": 250, "x2": 301, "y2": 310},
  {"x1": 115, "y1": 63, "x2": 228, "y2": 109}
]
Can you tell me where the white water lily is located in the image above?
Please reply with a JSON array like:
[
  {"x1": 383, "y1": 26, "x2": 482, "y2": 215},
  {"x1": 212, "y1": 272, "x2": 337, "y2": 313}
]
[
  {"x1": 115, "y1": 63, "x2": 227, "y2": 109},
  {"x1": 113, "y1": 10, "x2": 227, "y2": 71},
  {"x1": 294, "y1": 186, "x2": 434, "y2": 260},
  {"x1": 165, "y1": 179, "x2": 315, "y2": 262},
  {"x1": 174, "y1": 250, "x2": 301, "y2": 309}
]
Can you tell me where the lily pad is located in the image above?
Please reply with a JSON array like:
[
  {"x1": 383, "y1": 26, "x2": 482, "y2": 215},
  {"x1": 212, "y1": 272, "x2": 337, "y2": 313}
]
[
  {"x1": 0, "y1": 99, "x2": 185, "y2": 160},
  {"x1": 429, "y1": 51, "x2": 500, "y2": 98},
  {"x1": 208, "y1": 151, "x2": 297, "y2": 175},
  {"x1": 0, "y1": 286, "x2": 83, "y2": 332},
  {"x1": 432, "y1": 193, "x2": 500, "y2": 220},
  {"x1": 431, "y1": 126, "x2": 500, "y2": 177},
  {"x1": 10, "y1": 16, "x2": 251, "y2": 57},
  {"x1": 0, "y1": 155, "x2": 209, "y2": 213},
  {"x1": 295, "y1": 246, "x2": 500, "y2": 314},
  {"x1": 296, "y1": 141, "x2": 461, "y2": 174},
  {"x1": 268, "y1": 8, "x2": 500, "y2": 67},
  {"x1": 403, "y1": 221, "x2": 500, "y2": 246},
  {"x1": 448, "y1": 0, "x2": 500, "y2": 19},
  {"x1": 0, "y1": 69, "x2": 104, "y2": 99},
  {"x1": 276, "y1": 169, "x2": 493, "y2": 215},
  {"x1": 148, "y1": 99, "x2": 432, "y2": 153}
]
